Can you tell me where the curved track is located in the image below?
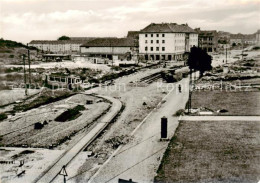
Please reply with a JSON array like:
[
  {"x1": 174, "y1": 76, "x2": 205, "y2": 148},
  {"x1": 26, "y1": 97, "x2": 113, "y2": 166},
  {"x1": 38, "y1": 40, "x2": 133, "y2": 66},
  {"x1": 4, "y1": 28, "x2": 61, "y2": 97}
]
[{"x1": 33, "y1": 95, "x2": 122, "y2": 183}]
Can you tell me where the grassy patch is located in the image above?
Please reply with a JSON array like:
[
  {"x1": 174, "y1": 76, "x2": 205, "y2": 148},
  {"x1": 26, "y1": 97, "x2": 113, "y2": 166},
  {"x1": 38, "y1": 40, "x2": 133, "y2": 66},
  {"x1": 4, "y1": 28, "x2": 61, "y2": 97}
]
[
  {"x1": 13, "y1": 91, "x2": 72, "y2": 112},
  {"x1": 191, "y1": 90, "x2": 260, "y2": 115},
  {"x1": 55, "y1": 105, "x2": 85, "y2": 122},
  {"x1": 155, "y1": 121, "x2": 260, "y2": 183}
]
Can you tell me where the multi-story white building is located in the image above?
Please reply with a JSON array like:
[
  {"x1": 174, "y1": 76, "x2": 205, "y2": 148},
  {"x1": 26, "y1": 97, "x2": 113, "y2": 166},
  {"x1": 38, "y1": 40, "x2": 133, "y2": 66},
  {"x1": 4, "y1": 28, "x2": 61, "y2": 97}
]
[
  {"x1": 139, "y1": 23, "x2": 198, "y2": 61},
  {"x1": 28, "y1": 38, "x2": 96, "y2": 53}
]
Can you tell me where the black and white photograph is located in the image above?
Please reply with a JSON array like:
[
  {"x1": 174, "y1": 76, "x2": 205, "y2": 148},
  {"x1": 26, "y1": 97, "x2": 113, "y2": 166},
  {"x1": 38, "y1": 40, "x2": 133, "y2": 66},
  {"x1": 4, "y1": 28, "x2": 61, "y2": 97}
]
[{"x1": 0, "y1": 0, "x2": 259, "y2": 182}]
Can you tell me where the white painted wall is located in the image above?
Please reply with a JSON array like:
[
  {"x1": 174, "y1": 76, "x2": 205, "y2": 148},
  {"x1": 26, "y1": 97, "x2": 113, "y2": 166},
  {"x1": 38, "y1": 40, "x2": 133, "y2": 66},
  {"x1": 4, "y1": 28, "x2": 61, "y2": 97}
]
[
  {"x1": 139, "y1": 32, "x2": 198, "y2": 54},
  {"x1": 80, "y1": 46, "x2": 131, "y2": 54},
  {"x1": 28, "y1": 43, "x2": 81, "y2": 53},
  {"x1": 189, "y1": 33, "x2": 199, "y2": 48}
]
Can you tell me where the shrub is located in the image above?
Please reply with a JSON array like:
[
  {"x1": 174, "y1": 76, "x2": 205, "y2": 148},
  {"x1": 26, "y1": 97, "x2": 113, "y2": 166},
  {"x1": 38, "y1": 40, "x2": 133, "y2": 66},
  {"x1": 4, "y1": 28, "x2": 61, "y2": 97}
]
[
  {"x1": 0, "y1": 113, "x2": 8, "y2": 121},
  {"x1": 55, "y1": 105, "x2": 85, "y2": 122},
  {"x1": 174, "y1": 109, "x2": 185, "y2": 116}
]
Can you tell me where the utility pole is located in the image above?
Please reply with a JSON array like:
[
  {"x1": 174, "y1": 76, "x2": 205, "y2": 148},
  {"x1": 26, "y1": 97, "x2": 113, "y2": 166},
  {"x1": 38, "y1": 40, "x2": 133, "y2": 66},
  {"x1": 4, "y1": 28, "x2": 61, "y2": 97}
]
[
  {"x1": 23, "y1": 54, "x2": 28, "y2": 96},
  {"x1": 188, "y1": 68, "x2": 192, "y2": 114},
  {"x1": 110, "y1": 40, "x2": 114, "y2": 72},
  {"x1": 225, "y1": 45, "x2": 228, "y2": 64},
  {"x1": 27, "y1": 44, "x2": 31, "y2": 84},
  {"x1": 241, "y1": 42, "x2": 244, "y2": 61}
]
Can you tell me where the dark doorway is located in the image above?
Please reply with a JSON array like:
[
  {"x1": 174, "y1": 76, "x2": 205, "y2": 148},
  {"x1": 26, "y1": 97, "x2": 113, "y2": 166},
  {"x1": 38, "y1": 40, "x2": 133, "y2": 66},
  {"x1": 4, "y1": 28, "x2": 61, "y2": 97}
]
[
  {"x1": 156, "y1": 55, "x2": 160, "y2": 60},
  {"x1": 161, "y1": 55, "x2": 165, "y2": 60},
  {"x1": 168, "y1": 55, "x2": 172, "y2": 61},
  {"x1": 107, "y1": 55, "x2": 112, "y2": 60}
]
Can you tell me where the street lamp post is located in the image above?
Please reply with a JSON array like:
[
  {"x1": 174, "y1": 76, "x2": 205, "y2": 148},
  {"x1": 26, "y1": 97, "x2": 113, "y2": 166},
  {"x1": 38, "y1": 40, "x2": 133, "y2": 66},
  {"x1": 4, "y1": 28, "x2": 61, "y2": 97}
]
[
  {"x1": 23, "y1": 54, "x2": 28, "y2": 96},
  {"x1": 188, "y1": 68, "x2": 193, "y2": 114}
]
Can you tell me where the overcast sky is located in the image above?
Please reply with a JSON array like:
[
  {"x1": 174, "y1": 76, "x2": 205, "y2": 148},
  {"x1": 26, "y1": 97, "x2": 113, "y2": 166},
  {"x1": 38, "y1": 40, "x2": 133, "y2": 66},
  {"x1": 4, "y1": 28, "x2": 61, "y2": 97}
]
[{"x1": 0, "y1": 0, "x2": 259, "y2": 43}]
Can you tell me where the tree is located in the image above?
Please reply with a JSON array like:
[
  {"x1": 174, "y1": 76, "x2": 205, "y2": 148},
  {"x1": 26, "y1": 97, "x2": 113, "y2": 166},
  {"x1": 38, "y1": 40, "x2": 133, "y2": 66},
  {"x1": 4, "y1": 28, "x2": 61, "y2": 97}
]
[
  {"x1": 58, "y1": 36, "x2": 70, "y2": 40},
  {"x1": 187, "y1": 46, "x2": 212, "y2": 78}
]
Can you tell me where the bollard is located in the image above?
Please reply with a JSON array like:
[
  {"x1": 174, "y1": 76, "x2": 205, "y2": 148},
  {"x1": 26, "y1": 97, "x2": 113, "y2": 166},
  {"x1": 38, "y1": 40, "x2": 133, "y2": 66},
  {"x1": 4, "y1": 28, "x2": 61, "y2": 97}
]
[{"x1": 161, "y1": 116, "x2": 168, "y2": 139}]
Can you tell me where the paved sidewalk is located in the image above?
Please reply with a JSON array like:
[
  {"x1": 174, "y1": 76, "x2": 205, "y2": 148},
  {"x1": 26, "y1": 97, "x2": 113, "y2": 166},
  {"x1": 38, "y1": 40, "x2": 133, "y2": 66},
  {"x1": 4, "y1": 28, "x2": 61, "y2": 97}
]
[
  {"x1": 179, "y1": 116, "x2": 260, "y2": 122},
  {"x1": 83, "y1": 78, "x2": 190, "y2": 183}
]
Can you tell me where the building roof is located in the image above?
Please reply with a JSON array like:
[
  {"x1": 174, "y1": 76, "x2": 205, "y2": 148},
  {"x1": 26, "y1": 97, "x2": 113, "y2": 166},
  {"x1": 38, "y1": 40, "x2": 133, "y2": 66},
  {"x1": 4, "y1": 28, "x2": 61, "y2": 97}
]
[
  {"x1": 69, "y1": 37, "x2": 98, "y2": 41},
  {"x1": 29, "y1": 40, "x2": 89, "y2": 44},
  {"x1": 80, "y1": 38, "x2": 135, "y2": 47},
  {"x1": 195, "y1": 28, "x2": 217, "y2": 36},
  {"x1": 127, "y1": 31, "x2": 139, "y2": 39},
  {"x1": 140, "y1": 23, "x2": 196, "y2": 33},
  {"x1": 29, "y1": 37, "x2": 119, "y2": 45}
]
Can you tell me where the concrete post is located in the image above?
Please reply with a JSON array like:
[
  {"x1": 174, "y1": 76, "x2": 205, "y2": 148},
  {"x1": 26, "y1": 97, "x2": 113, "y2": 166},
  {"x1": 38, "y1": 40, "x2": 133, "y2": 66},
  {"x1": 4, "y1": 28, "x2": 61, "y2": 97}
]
[{"x1": 161, "y1": 116, "x2": 168, "y2": 139}]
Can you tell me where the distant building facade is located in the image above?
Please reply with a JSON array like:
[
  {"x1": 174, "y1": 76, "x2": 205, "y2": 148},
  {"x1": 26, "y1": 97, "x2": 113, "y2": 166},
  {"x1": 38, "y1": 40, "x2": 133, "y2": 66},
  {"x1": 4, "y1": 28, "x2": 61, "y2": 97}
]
[
  {"x1": 80, "y1": 38, "x2": 136, "y2": 61},
  {"x1": 138, "y1": 23, "x2": 198, "y2": 61},
  {"x1": 127, "y1": 31, "x2": 139, "y2": 61},
  {"x1": 243, "y1": 34, "x2": 257, "y2": 45},
  {"x1": 195, "y1": 28, "x2": 218, "y2": 52},
  {"x1": 229, "y1": 33, "x2": 256, "y2": 46},
  {"x1": 28, "y1": 38, "x2": 96, "y2": 53},
  {"x1": 43, "y1": 72, "x2": 81, "y2": 89},
  {"x1": 229, "y1": 34, "x2": 243, "y2": 46}
]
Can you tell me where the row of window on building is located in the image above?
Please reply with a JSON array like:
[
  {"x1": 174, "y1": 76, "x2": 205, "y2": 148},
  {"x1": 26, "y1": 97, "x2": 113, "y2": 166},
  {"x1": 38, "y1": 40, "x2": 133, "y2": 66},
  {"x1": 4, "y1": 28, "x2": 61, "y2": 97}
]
[
  {"x1": 201, "y1": 37, "x2": 213, "y2": 41},
  {"x1": 175, "y1": 46, "x2": 185, "y2": 50},
  {"x1": 145, "y1": 40, "x2": 165, "y2": 44},
  {"x1": 144, "y1": 33, "x2": 187, "y2": 38},
  {"x1": 144, "y1": 45, "x2": 186, "y2": 51},
  {"x1": 175, "y1": 39, "x2": 185, "y2": 43},
  {"x1": 145, "y1": 38, "x2": 197, "y2": 44},
  {"x1": 145, "y1": 33, "x2": 165, "y2": 38},
  {"x1": 145, "y1": 46, "x2": 165, "y2": 51}
]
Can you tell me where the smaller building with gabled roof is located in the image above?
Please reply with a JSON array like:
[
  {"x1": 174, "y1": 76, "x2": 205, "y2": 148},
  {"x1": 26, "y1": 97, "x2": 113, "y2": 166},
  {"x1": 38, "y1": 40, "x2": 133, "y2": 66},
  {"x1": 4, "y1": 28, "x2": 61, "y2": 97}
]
[
  {"x1": 80, "y1": 37, "x2": 136, "y2": 61},
  {"x1": 28, "y1": 39, "x2": 95, "y2": 53}
]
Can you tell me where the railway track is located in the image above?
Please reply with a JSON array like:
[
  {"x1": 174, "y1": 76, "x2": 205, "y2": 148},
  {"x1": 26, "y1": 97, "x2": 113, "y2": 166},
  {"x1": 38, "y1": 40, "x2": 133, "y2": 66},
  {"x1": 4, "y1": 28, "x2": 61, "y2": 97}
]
[
  {"x1": 139, "y1": 72, "x2": 162, "y2": 84},
  {"x1": 33, "y1": 95, "x2": 122, "y2": 183}
]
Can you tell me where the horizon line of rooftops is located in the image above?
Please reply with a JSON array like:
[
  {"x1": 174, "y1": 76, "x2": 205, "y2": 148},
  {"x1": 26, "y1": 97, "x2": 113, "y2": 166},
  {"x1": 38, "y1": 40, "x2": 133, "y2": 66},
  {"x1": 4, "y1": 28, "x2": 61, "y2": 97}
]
[{"x1": 29, "y1": 22, "x2": 200, "y2": 44}]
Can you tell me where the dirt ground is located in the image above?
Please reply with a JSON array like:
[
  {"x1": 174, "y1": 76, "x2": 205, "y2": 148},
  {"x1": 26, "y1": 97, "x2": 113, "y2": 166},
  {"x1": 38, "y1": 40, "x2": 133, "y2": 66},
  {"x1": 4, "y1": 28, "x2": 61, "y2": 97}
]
[
  {"x1": 155, "y1": 120, "x2": 260, "y2": 183},
  {"x1": 0, "y1": 147, "x2": 64, "y2": 183},
  {"x1": 0, "y1": 89, "x2": 40, "y2": 107},
  {"x1": 4, "y1": 60, "x2": 111, "y2": 72},
  {"x1": 0, "y1": 94, "x2": 110, "y2": 148},
  {"x1": 63, "y1": 67, "x2": 175, "y2": 182}
]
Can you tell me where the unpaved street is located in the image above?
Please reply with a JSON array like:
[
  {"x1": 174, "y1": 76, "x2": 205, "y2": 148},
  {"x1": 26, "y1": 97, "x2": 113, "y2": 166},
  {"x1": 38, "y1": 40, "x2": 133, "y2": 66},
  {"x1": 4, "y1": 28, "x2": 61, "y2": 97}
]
[{"x1": 75, "y1": 78, "x2": 189, "y2": 183}]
